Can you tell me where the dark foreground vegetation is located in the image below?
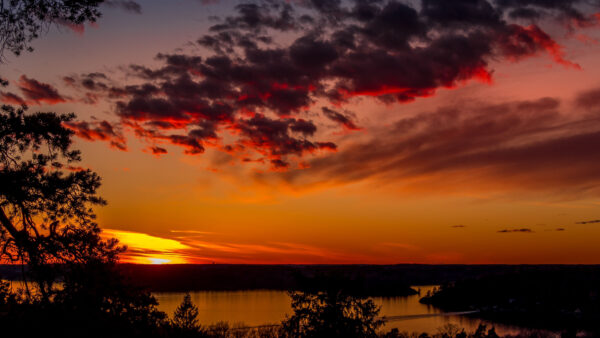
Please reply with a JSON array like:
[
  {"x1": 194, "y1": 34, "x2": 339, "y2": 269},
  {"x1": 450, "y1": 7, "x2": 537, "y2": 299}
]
[{"x1": 0, "y1": 277, "x2": 581, "y2": 338}]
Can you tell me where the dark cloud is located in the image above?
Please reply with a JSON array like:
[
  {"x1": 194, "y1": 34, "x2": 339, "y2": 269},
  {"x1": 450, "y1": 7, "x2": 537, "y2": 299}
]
[
  {"x1": 17, "y1": 75, "x2": 66, "y2": 104},
  {"x1": 234, "y1": 114, "x2": 335, "y2": 169},
  {"x1": 575, "y1": 220, "x2": 600, "y2": 224},
  {"x1": 0, "y1": 92, "x2": 26, "y2": 105},
  {"x1": 208, "y1": 2, "x2": 296, "y2": 33},
  {"x1": 495, "y1": 0, "x2": 596, "y2": 25},
  {"x1": 322, "y1": 107, "x2": 360, "y2": 131},
  {"x1": 148, "y1": 146, "x2": 168, "y2": 156},
  {"x1": 129, "y1": 54, "x2": 204, "y2": 80},
  {"x1": 65, "y1": 0, "x2": 599, "y2": 170},
  {"x1": 289, "y1": 119, "x2": 317, "y2": 136},
  {"x1": 165, "y1": 135, "x2": 205, "y2": 155},
  {"x1": 575, "y1": 88, "x2": 600, "y2": 111},
  {"x1": 422, "y1": 0, "x2": 502, "y2": 28},
  {"x1": 104, "y1": 0, "x2": 142, "y2": 14},
  {"x1": 451, "y1": 225, "x2": 466, "y2": 228},
  {"x1": 498, "y1": 228, "x2": 534, "y2": 233}
]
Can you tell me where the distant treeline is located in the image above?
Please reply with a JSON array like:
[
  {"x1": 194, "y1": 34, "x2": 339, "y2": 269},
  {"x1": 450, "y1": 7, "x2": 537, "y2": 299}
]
[
  {"x1": 119, "y1": 264, "x2": 600, "y2": 294},
  {"x1": 7, "y1": 264, "x2": 598, "y2": 294},
  {"x1": 3, "y1": 264, "x2": 600, "y2": 296}
]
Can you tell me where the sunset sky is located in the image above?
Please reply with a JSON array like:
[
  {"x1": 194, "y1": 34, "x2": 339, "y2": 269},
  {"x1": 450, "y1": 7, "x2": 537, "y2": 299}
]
[{"x1": 2, "y1": 0, "x2": 600, "y2": 264}]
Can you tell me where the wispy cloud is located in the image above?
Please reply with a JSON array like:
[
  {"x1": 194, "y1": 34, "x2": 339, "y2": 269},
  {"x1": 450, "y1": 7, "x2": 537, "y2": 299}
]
[
  {"x1": 575, "y1": 219, "x2": 600, "y2": 224},
  {"x1": 497, "y1": 228, "x2": 534, "y2": 233},
  {"x1": 274, "y1": 94, "x2": 600, "y2": 198},
  {"x1": 170, "y1": 230, "x2": 216, "y2": 234},
  {"x1": 102, "y1": 229, "x2": 364, "y2": 264}
]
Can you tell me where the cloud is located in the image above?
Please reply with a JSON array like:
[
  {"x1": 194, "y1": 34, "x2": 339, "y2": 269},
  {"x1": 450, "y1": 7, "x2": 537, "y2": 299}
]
[
  {"x1": 497, "y1": 228, "x2": 534, "y2": 233},
  {"x1": 451, "y1": 225, "x2": 466, "y2": 228},
  {"x1": 170, "y1": 230, "x2": 216, "y2": 235},
  {"x1": 575, "y1": 88, "x2": 600, "y2": 111},
  {"x1": 322, "y1": 107, "x2": 360, "y2": 131},
  {"x1": 0, "y1": 92, "x2": 26, "y2": 105},
  {"x1": 497, "y1": 24, "x2": 581, "y2": 69},
  {"x1": 147, "y1": 146, "x2": 168, "y2": 156},
  {"x1": 13, "y1": 75, "x2": 67, "y2": 105},
  {"x1": 233, "y1": 114, "x2": 336, "y2": 169},
  {"x1": 102, "y1": 229, "x2": 363, "y2": 264},
  {"x1": 64, "y1": 120, "x2": 127, "y2": 151},
  {"x1": 103, "y1": 0, "x2": 142, "y2": 14},
  {"x1": 102, "y1": 229, "x2": 190, "y2": 264},
  {"x1": 66, "y1": 0, "x2": 599, "y2": 170},
  {"x1": 271, "y1": 92, "x2": 600, "y2": 197},
  {"x1": 495, "y1": 0, "x2": 597, "y2": 24},
  {"x1": 575, "y1": 219, "x2": 600, "y2": 224}
]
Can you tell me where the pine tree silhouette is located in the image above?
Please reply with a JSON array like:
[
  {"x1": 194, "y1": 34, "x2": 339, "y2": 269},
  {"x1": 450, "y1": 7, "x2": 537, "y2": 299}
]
[{"x1": 172, "y1": 293, "x2": 200, "y2": 332}]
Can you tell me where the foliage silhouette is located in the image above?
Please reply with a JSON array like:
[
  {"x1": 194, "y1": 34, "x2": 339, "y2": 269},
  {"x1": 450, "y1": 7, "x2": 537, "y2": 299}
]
[
  {"x1": 0, "y1": 0, "x2": 103, "y2": 59},
  {"x1": 172, "y1": 293, "x2": 201, "y2": 335},
  {"x1": 281, "y1": 280, "x2": 383, "y2": 338},
  {"x1": 0, "y1": 105, "x2": 167, "y2": 337},
  {"x1": 0, "y1": 104, "x2": 122, "y2": 299}
]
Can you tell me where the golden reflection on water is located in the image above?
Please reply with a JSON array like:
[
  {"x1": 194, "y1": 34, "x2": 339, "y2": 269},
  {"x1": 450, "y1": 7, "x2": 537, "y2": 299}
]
[{"x1": 153, "y1": 286, "x2": 527, "y2": 334}]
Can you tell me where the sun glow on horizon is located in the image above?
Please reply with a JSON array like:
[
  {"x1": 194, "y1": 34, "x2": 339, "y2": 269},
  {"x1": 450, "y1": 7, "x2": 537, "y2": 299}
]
[
  {"x1": 148, "y1": 257, "x2": 171, "y2": 265},
  {"x1": 102, "y1": 229, "x2": 191, "y2": 264}
]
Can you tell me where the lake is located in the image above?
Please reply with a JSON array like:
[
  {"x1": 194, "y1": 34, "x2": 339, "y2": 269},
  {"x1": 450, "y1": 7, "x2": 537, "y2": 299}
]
[
  {"x1": 1, "y1": 280, "x2": 556, "y2": 335},
  {"x1": 154, "y1": 286, "x2": 539, "y2": 335}
]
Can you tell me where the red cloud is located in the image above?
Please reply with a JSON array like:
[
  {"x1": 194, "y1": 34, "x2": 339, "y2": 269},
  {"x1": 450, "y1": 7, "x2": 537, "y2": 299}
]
[
  {"x1": 0, "y1": 92, "x2": 26, "y2": 105},
  {"x1": 499, "y1": 25, "x2": 581, "y2": 69},
  {"x1": 64, "y1": 120, "x2": 127, "y2": 151},
  {"x1": 18, "y1": 75, "x2": 67, "y2": 105}
]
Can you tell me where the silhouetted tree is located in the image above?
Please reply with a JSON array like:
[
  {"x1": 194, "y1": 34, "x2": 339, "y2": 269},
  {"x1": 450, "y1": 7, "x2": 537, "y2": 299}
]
[
  {"x1": 282, "y1": 288, "x2": 383, "y2": 338},
  {"x1": 0, "y1": 104, "x2": 121, "y2": 299},
  {"x1": 172, "y1": 293, "x2": 200, "y2": 332},
  {"x1": 0, "y1": 0, "x2": 103, "y2": 59},
  {"x1": 0, "y1": 105, "x2": 167, "y2": 336},
  {"x1": 0, "y1": 2, "x2": 169, "y2": 337}
]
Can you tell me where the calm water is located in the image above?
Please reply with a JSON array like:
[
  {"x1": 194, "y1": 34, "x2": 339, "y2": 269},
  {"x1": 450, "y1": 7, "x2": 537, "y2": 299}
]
[{"x1": 154, "y1": 286, "x2": 536, "y2": 335}]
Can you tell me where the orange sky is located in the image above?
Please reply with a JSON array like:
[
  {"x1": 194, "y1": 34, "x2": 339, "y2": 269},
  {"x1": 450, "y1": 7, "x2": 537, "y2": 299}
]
[{"x1": 3, "y1": 0, "x2": 600, "y2": 264}]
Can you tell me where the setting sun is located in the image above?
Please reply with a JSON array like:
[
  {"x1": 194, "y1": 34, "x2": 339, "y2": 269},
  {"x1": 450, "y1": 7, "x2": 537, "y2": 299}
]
[{"x1": 148, "y1": 258, "x2": 171, "y2": 265}]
